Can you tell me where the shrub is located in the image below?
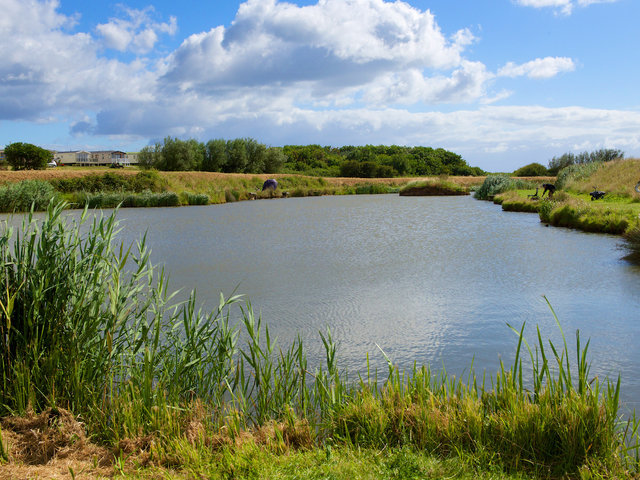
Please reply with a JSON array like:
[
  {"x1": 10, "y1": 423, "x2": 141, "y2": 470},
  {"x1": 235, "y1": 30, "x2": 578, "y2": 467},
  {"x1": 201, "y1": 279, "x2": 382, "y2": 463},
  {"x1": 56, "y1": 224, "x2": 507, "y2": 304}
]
[
  {"x1": 474, "y1": 175, "x2": 534, "y2": 200},
  {"x1": 513, "y1": 162, "x2": 548, "y2": 177},
  {"x1": 187, "y1": 193, "x2": 209, "y2": 205},
  {"x1": 0, "y1": 180, "x2": 60, "y2": 212},
  {"x1": 130, "y1": 170, "x2": 167, "y2": 192}
]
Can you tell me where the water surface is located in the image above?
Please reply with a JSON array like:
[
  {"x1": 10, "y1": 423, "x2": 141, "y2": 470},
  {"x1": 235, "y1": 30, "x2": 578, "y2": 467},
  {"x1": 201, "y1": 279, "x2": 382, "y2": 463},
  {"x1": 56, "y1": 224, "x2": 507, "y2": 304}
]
[{"x1": 5, "y1": 195, "x2": 640, "y2": 409}]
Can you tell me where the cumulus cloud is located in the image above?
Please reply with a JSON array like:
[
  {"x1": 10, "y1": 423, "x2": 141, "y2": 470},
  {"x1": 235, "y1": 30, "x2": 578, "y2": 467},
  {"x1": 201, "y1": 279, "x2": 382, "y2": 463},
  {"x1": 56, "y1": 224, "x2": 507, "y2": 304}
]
[
  {"x1": 160, "y1": 0, "x2": 476, "y2": 103},
  {"x1": 498, "y1": 57, "x2": 575, "y2": 79},
  {"x1": 514, "y1": 0, "x2": 619, "y2": 15},
  {"x1": 96, "y1": 5, "x2": 177, "y2": 54}
]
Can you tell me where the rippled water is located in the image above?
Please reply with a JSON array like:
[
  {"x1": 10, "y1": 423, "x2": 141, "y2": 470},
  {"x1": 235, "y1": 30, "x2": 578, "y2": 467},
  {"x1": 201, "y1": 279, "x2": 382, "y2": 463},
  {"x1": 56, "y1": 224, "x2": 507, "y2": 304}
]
[{"x1": 5, "y1": 195, "x2": 640, "y2": 409}]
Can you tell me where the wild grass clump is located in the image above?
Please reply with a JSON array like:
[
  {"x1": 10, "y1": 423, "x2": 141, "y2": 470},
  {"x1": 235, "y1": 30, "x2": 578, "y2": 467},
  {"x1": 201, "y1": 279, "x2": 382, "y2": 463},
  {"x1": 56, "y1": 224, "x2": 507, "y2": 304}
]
[
  {"x1": 474, "y1": 175, "x2": 535, "y2": 200},
  {"x1": 399, "y1": 179, "x2": 468, "y2": 196},
  {"x1": 0, "y1": 180, "x2": 60, "y2": 212},
  {"x1": 186, "y1": 193, "x2": 210, "y2": 205},
  {"x1": 72, "y1": 191, "x2": 180, "y2": 208},
  {"x1": 1, "y1": 202, "x2": 638, "y2": 477}
]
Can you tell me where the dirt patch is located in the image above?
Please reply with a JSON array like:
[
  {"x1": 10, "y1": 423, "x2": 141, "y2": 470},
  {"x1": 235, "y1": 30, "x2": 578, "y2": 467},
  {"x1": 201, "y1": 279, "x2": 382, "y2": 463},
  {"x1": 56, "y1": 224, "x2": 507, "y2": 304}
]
[{"x1": 1, "y1": 408, "x2": 112, "y2": 479}]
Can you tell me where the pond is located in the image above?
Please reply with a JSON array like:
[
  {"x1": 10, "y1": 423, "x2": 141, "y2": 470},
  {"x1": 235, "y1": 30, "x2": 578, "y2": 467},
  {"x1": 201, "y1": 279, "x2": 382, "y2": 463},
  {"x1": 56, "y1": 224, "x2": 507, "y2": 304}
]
[{"x1": 5, "y1": 194, "x2": 640, "y2": 410}]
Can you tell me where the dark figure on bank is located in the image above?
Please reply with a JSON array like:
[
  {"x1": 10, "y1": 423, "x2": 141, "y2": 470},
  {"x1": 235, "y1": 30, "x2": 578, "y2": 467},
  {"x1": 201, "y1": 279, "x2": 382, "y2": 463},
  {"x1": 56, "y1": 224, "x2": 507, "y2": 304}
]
[
  {"x1": 262, "y1": 179, "x2": 278, "y2": 191},
  {"x1": 541, "y1": 183, "x2": 556, "y2": 198},
  {"x1": 590, "y1": 187, "x2": 606, "y2": 201}
]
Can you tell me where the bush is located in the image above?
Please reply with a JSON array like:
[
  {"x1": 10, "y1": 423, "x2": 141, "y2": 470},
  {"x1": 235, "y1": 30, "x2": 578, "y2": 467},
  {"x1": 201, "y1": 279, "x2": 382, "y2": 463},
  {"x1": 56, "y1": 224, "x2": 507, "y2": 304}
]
[
  {"x1": 0, "y1": 180, "x2": 60, "y2": 212},
  {"x1": 513, "y1": 162, "x2": 548, "y2": 177},
  {"x1": 473, "y1": 175, "x2": 536, "y2": 200},
  {"x1": 187, "y1": 193, "x2": 210, "y2": 205}
]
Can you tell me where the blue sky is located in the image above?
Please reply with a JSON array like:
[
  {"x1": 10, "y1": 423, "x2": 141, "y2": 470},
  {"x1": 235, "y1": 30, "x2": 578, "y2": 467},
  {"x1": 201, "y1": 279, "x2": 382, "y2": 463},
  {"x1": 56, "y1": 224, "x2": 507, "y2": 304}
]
[{"x1": 1, "y1": 0, "x2": 638, "y2": 172}]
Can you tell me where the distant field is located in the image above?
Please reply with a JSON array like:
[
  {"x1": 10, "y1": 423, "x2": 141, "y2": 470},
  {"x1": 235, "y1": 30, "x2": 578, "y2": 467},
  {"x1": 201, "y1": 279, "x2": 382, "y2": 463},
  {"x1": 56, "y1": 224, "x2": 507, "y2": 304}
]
[{"x1": 0, "y1": 167, "x2": 486, "y2": 185}]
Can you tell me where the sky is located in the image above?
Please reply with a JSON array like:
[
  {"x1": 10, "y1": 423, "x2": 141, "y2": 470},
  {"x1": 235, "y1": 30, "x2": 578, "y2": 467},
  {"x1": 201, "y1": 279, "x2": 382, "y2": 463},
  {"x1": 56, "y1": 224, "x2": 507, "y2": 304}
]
[{"x1": 1, "y1": 0, "x2": 639, "y2": 172}]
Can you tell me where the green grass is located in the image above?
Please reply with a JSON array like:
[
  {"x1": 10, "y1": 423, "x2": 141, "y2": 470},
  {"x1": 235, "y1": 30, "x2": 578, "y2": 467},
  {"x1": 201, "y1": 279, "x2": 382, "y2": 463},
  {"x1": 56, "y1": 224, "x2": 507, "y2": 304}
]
[
  {"x1": 131, "y1": 444, "x2": 533, "y2": 479},
  {"x1": 1, "y1": 202, "x2": 639, "y2": 478}
]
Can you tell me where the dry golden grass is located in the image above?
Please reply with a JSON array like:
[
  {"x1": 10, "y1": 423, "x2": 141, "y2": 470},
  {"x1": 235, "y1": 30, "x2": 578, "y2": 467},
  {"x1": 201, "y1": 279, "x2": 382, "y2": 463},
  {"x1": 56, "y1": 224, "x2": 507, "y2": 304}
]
[
  {"x1": 1, "y1": 408, "x2": 113, "y2": 479},
  {"x1": 0, "y1": 167, "x2": 139, "y2": 185},
  {"x1": 0, "y1": 168, "x2": 487, "y2": 190},
  {"x1": 565, "y1": 158, "x2": 640, "y2": 197}
]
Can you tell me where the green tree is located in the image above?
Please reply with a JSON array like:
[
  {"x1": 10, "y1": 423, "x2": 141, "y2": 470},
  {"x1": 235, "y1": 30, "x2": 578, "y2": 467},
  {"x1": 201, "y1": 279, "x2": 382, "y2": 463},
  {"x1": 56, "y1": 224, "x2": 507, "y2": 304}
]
[
  {"x1": 156, "y1": 137, "x2": 204, "y2": 171},
  {"x1": 264, "y1": 147, "x2": 286, "y2": 174},
  {"x1": 138, "y1": 144, "x2": 161, "y2": 169},
  {"x1": 244, "y1": 138, "x2": 267, "y2": 173},
  {"x1": 4, "y1": 142, "x2": 52, "y2": 170},
  {"x1": 203, "y1": 139, "x2": 227, "y2": 172},
  {"x1": 225, "y1": 139, "x2": 248, "y2": 173}
]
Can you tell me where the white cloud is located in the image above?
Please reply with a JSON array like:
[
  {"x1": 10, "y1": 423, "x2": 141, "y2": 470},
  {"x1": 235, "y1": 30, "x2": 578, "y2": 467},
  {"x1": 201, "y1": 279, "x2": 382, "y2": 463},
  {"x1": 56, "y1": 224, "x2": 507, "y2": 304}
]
[
  {"x1": 160, "y1": 0, "x2": 475, "y2": 100},
  {"x1": 514, "y1": 0, "x2": 619, "y2": 15},
  {"x1": 498, "y1": 57, "x2": 575, "y2": 79},
  {"x1": 0, "y1": 0, "x2": 155, "y2": 121},
  {"x1": 96, "y1": 6, "x2": 177, "y2": 54}
]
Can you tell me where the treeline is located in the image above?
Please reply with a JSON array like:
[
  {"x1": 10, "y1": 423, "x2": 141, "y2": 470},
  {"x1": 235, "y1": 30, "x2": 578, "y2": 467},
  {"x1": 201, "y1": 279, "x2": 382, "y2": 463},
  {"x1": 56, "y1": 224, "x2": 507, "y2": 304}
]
[
  {"x1": 139, "y1": 137, "x2": 287, "y2": 173},
  {"x1": 283, "y1": 144, "x2": 484, "y2": 177},
  {"x1": 138, "y1": 137, "x2": 484, "y2": 177}
]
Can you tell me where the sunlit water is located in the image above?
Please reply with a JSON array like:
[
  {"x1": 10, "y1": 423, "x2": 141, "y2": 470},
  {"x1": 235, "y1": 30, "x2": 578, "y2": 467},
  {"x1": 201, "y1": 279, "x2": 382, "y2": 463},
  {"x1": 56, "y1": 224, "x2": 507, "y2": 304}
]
[{"x1": 4, "y1": 195, "x2": 640, "y2": 410}]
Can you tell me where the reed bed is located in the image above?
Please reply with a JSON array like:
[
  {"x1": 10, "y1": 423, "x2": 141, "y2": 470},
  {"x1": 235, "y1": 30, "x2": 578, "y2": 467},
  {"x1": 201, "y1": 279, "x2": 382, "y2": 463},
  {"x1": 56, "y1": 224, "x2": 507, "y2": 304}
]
[{"x1": 1, "y1": 202, "x2": 638, "y2": 477}]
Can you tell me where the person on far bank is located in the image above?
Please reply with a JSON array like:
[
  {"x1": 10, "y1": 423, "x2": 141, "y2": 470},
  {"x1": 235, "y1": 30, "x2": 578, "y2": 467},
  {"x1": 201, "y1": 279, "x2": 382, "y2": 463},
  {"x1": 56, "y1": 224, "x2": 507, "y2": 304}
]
[{"x1": 541, "y1": 183, "x2": 556, "y2": 198}]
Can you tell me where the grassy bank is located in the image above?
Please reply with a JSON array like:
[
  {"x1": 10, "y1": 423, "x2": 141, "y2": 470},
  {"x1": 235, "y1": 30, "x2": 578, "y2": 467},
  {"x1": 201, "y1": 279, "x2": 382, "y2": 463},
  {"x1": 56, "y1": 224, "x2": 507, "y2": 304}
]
[
  {"x1": 1, "y1": 203, "x2": 639, "y2": 478},
  {"x1": 0, "y1": 168, "x2": 485, "y2": 212},
  {"x1": 478, "y1": 160, "x2": 640, "y2": 251}
]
